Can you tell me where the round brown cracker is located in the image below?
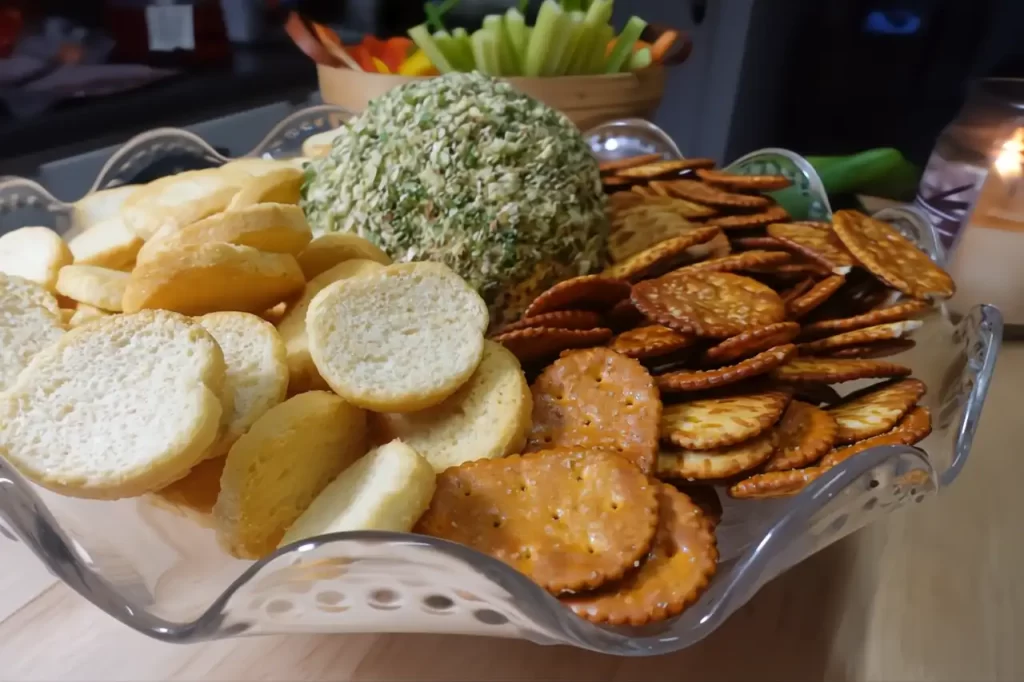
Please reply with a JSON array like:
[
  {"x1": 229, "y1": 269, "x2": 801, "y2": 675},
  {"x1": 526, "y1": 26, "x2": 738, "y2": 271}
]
[
  {"x1": 826, "y1": 340, "x2": 918, "y2": 359},
  {"x1": 762, "y1": 401, "x2": 838, "y2": 472},
  {"x1": 670, "y1": 250, "x2": 792, "y2": 276},
  {"x1": 767, "y1": 222, "x2": 858, "y2": 273},
  {"x1": 608, "y1": 208, "x2": 703, "y2": 263},
  {"x1": 772, "y1": 356, "x2": 912, "y2": 384},
  {"x1": 632, "y1": 271, "x2": 786, "y2": 338},
  {"x1": 599, "y1": 153, "x2": 664, "y2": 174},
  {"x1": 415, "y1": 448, "x2": 659, "y2": 594},
  {"x1": 820, "y1": 406, "x2": 932, "y2": 468},
  {"x1": 671, "y1": 484, "x2": 723, "y2": 530},
  {"x1": 780, "y1": 278, "x2": 816, "y2": 305},
  {"x1": 603, "y1": 227, "x2": 722, "y2": 281},
  {"x1": 602, "y1": 176, "x2": 634, "y2": 188},
  {"x1": 660, "y1": 389, "x2": 791, "y2": 450},
  {"x1": 708, "y1": 206, "x2": 792, "y2": 230},
  {"x1": 695, "y1": 168, "x2": 792, "y2": 191},
  {"x1": 798, "y1": 300, "x2": 930, "y2": 339},
  {"x1": 728, "y1": 466, "x2": 826, "y2": 499},
  {"x1": 786, "y1": 274, "x2": 846, "y2": 319},
  {"x1": 524, "y1": 275, "x2": 632, "y2": 318},
  {"x1": 616, "y1": 158, "x2": 715, "y2": 179},
  {"x1": 832, "y1": 209, "x2": 955, "y2": 298},
  {"x1": 526, "y1": 347, "x2": 661, "y2": 474},
  {"x1": 493, "y1": 326, "x2": 612, "y2": 365},
  {"x1": 701, "y1": 322, "x2": 801, "y2": 365},
  {"x1": 609, "y1": 324, "x2": 695, "y2": 360},
  {"x1": 495, "y1": 310, "x2": 604, "y2": 335},
  {"x1": 656, "y1": 430, "x2": 776, "y2": 481},
  {"x1": 797, "y1": 320, "x2": 923, "y2": 355},
  {"x1": 562, "y1": 484, "x2": 717, "y2": 626},
  {"x1": 827, "y1": 378, "x2": 926, "y2": 445},
  {"x1": 657, "y1": 344, "x2": 796, "y2": 393},
  {"x1": 732, "y1": 236, "x2": 790, "y2": 251},
  {"x1": 621, "y1": 194, "x2": 719, "y2": 220},
  {"x1": 653, "y1": 179, "x2": 773, "y2": 208},
  {"x1": 607, "y1": 297, "x2": 647, "y2": 330},
  {"x1": 791, "y1": 382, "x2": 843, "y2": 406}
]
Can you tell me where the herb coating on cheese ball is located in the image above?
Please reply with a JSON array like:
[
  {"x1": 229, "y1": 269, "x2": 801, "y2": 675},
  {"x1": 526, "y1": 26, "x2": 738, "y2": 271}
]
[{"x1": 301, "y1": 72, "x2": 608, "y2": 323}]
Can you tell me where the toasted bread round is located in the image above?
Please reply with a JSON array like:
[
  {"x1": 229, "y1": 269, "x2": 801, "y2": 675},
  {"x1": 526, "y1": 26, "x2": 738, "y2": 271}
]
[
  {"x1": 123, "y1": 242, "x2": 305, "y2": 315},
  {"x1": 296, "y1": 233, "x2": 392, "y2": 280},
  {"x1": 0, "y1": 310, "x2": 225, "y2": 499},
  {"x1": 198, "y1": 312, "x2": 289, "y2": 457},
  {"x1": 301, "y1": 127, "x2": 344, "y2": 158},
  {"x1": 376, "y1": 341, "x2": 531, "y2": 472},
  {"x1": 220, "y1": 158, "x2": 301, "y2": 178},
  {"x1": 277, "y1": 259, "x2": 386, "y2": 393},
  {"x1": 0, "y1": 274, "x2": 64, "y2": 389},
  {"x1": 213, "y1": 391, "x2": 368, "y2": 558},
  {"x1": 55, "y1": 264, "x2": 130, "y2": 312},
  {"x1": 70, "y1": 186, "x2": 138, "y2": 237},
  {"x1": 136, "y1": 203, "x2": 312, "y2": 265},
  {"x1": 67, "y1": 303, "x2": 111, "y2": 328},
  {"x1": 280, "y1": 439, "x2": 435, "y2": 546},
  {"x1": 227, "y1": 168, "x2": 305, "y2": 209},
  {"x1": 67, "y1": 216, "x2": 142, "y2": 270},
  {"x1": 307, "y1": 262, "x2": 489, "y2": 412},
  {"x1": 120, "y1": 168, "x2": 247, "y2": 240},
  {"x1": 154, "y1": 455, "x2": 226, "y2": 516},
  {"x1": 0, "y1": 226, "x2": 73, "y2": 292}
]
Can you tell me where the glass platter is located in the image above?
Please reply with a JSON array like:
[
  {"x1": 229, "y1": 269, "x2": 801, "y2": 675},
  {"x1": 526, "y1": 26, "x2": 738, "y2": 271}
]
[{"x1": 0, "y1": 106, "x2": 1004, "y2": 656}]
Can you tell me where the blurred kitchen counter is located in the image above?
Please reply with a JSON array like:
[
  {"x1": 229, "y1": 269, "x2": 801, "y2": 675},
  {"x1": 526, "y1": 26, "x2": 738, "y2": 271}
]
[
  {"x1": 1, "y1": 342, "x2": 1021, "y2": 682},
  {"x1": 0, "y1": 45, "x2": 317, "y2": 183}
]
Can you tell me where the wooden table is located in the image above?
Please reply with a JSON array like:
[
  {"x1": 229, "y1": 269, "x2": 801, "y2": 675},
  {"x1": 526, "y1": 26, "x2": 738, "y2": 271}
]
[{"x1": 3, "y1": 345, "x2": 1022, "y2": 682}]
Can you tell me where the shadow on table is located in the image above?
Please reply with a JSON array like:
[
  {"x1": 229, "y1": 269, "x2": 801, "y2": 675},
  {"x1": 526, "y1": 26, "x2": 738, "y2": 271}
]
[{"x1": 344, "y1": 535, "x2": 874, "y2": 682}]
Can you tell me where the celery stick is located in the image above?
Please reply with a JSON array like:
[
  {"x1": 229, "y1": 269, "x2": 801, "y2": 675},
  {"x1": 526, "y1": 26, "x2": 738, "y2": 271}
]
[
  {"x1": 561, "y1": 0, "x2": 582, "y2": 11},
  {"x1": 451, "y1": 28, "x2": 475, "y2": 72},
  {"x1": 553, "y1": 11, "x2": 586, "y2": 75},
  {"x1": 627, "y1": 46, "x2": 652, "y2": 71},
  {"x1": 483, "y1": 15, "x2": 517, "y2": 75},
  {"x1": 409, "y1": 23, "x2": 455, "y2": 73},
  {"x1": 565, "y1": 0, "x2": 611, "y2": 74},
  {"x1": 471, "y1": 27, "x2": 501, "y2": 76},
  {"x1": 605, "y1": 16, "x2": 647, "y2": 73},
  {"x1": 433, "y1": 31, "x2": 463, "y2": 72},
  {"x1": 585, "y1": 23, "x2": 613, "y2": 74},
  {"x1": 504, "y1": 8, "x2": 529, "y2": 74},
  {"x1": 523, "y1": 0, "x2": 566, "y2": 77}
]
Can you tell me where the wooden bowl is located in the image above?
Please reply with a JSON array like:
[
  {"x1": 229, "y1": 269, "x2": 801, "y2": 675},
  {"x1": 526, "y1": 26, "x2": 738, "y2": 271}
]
[
  {"x1": 315, "y1": 65, "x2": 666, "y2": 131},
  {"x1": 286, "y1": 12, "x2": 688, "y2": 130}
]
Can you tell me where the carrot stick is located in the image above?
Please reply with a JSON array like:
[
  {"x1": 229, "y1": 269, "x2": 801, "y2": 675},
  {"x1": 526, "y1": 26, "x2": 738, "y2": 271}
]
[{"x1": 650, "y1": 29, "x2": 678, "y2": 63}]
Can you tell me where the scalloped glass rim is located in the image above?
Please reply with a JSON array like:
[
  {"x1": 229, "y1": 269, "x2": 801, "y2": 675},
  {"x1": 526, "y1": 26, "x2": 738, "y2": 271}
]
[{"x1": 0, "y1": 109, "x2": 1006, "y2": 655}]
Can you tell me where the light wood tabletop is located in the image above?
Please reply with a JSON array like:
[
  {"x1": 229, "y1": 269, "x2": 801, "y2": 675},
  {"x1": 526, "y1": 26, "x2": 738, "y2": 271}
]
[{"x1": 2, "y1": 344, "x2": 1022, "y2": 682}]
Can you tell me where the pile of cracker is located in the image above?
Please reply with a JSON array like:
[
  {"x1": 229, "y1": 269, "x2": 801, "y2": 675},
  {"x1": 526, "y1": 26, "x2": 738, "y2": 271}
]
[{"x1": 491, "y1": 156, "x2": 953, "y2": 503}]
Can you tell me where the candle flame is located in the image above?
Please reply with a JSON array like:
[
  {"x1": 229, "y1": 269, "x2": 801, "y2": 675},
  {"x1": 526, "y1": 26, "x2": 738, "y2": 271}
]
[{"x1": 995, "y1": 129, "x2": 1024, "y2": 178}]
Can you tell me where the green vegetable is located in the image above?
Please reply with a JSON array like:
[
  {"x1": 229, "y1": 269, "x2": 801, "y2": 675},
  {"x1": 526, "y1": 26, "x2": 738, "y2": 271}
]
[
  {"x1": 523, "y1": 0, "x2": 567, "y2": 76},
  {"x1": 605, "y1": 16, "x2": 647, "y2": 73},
  {"x1": 451, "y1": 28, "x2": 475, "y2": 72},
  {"x1": 409, "y1": 24, "x2": 454, "y2": 73},
  {"x1": 483, "y1": 15, "x2": 518, "y2": 75},
  {"x1": 504, "y1": 8, "x2": 530, "y2": 70},
  {"x1": 424, "y1": 0, "x2": 461, "y2": 33},
  {"x1": 587, "y1": 24, "x2": 613, "y2": 73},
  {"x1": 566, "y1": 0, "x2": 612, "y2": 74},
  {"x1": 553, "y1": 11, "x2": 586, "y2": 75},
  {"x1": 470, "y1": 27, "x2": 500, "y2": 75},
  {"x1": 627, "y1": 46, "x2": 652, "y2": 70}
]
